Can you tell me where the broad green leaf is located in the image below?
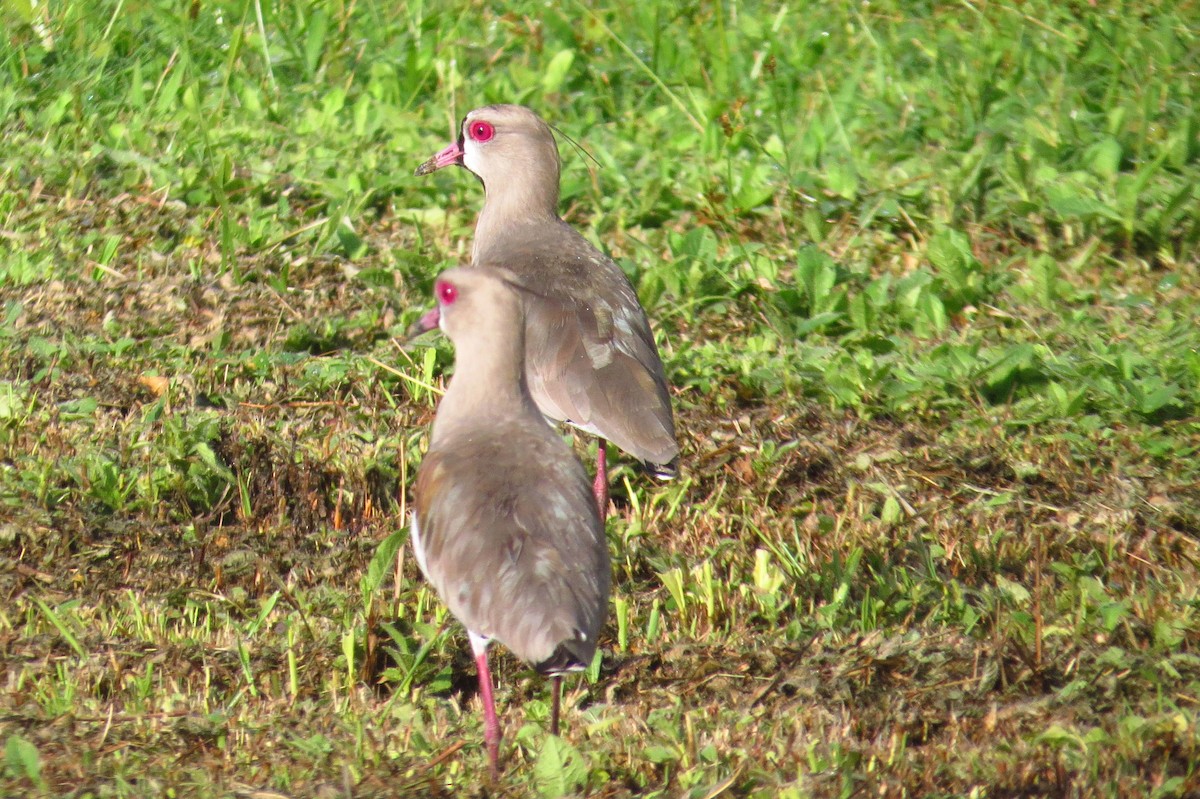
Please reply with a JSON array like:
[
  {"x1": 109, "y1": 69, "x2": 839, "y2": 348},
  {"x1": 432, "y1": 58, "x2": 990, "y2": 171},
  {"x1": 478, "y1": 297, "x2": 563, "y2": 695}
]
[
  {"x1": 4, "y1": 735, "x2": 43, "y2": 786},
  {"x1": 534, "y1": 735, "x2": 588, "y2": 798},
  {"x1": 366, "y1": 528, "x2": 409, "y2": 597},
  {"x1": 542, "y1": 49, "x2": 576, "y2": 93},
  {"x1": 644, "y1": 744, "x2": 680, "y2": 764},
  {"x1": 1086, "y1": 137, "x2": 1122, "y2": 179},
  {"x1": 304, "y1": 9, "x2": 331, "y2": 77}
]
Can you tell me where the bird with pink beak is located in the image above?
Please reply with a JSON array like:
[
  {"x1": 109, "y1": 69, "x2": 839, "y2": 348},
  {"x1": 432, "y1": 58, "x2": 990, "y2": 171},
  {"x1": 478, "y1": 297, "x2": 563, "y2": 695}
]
[
  {"x1": 413, "y1": 104, "x2": 679, "y2": 518},
  {"x1": 411, "y1": 266, "x2": 610, "y2": 779}
]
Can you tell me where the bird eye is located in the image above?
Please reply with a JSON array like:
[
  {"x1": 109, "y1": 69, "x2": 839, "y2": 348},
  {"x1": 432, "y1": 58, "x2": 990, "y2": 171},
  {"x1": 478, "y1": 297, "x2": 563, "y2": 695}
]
[
  {"x1": 436, "y1": 280, "x2": 458, "y2": 305},
  {"x1": 468, "y1": 120, "x2": 495, "y2": 142}
]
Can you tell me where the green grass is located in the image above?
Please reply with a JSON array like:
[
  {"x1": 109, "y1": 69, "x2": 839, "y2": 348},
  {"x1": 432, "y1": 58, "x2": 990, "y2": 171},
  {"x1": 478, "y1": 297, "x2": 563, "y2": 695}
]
[{"x1": 2, "y1": 0, "x2": 1199, "y2": 796}]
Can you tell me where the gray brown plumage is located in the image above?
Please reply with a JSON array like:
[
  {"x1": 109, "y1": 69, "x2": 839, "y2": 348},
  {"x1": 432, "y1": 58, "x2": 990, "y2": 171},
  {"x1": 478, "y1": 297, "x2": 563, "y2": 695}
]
[
  {"x1": 410, "y1": 266, "x2": 610, "y2": 776},
  {"x1": 415, "y1": 105, "x2": 679, "y2": 513}
]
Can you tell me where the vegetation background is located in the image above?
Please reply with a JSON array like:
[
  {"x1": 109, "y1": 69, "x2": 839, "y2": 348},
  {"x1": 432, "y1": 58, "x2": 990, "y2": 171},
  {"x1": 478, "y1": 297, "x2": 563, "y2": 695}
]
[{"x1": 1, "y1": 0, "x2": 1198, "y2": 796}]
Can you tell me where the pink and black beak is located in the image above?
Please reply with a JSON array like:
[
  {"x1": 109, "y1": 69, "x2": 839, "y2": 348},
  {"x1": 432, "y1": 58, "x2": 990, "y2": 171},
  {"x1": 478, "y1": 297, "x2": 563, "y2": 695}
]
[
  {"x1": 414, "y1": 126, "x2": 466, "y2": 176},
  {"x1": 406, "y1": 305, "x2": 442, "y2": 340}
]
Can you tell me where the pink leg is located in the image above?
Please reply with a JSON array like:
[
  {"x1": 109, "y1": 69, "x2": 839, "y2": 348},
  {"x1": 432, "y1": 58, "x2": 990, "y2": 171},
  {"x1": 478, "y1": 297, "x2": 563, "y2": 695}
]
[
  {"x1": 550, "y1": 675, "x2": 562, "y2": 736},
  {"x1": 592, "y1": 444, "x2": 608, "y2": 519},
  {"x1": 469, "y1": 632, "x2": 501, "y2": 779}
]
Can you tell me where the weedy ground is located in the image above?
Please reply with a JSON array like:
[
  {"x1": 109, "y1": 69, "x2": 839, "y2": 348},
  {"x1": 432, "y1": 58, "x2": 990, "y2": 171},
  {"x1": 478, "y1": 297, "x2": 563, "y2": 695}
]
[{"x1": 1, "y1": 1, "x2": 1199, "y2": 797}]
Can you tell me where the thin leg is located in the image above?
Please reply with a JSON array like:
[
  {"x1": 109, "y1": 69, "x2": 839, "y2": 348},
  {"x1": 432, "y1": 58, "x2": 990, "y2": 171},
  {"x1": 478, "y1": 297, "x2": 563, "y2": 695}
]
[
  {"x1": 550, "y1": 675, "x2": 562, "y2": 736},
  {"x1": 469, "y1": 632, "x2": 501, "y2": 779},
  {"x1": 592, "y1": 443, "x2": 608, "y2": 519}
]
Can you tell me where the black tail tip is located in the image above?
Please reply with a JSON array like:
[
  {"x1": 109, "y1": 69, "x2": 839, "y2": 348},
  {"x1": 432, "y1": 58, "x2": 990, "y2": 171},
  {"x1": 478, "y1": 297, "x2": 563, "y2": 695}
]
[
  {"x1": 645, "y1": 456, "x2": 679, "y2": 481},
  {"x1": 536, "y1": 643, "x2": 591, "y2": 676}
]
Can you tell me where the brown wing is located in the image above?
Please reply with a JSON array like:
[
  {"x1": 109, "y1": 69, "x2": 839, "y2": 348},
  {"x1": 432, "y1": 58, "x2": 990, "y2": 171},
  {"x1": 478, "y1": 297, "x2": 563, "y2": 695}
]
[
  {"x1": 523, "y1": 290, "x2": 677, "y2": 471},
  {"x1": 487, "y1": 228, "x2": 677, "y2": 472},
  {"x1": 413, "y1": 430, "x2": 610, "y2": 667}
]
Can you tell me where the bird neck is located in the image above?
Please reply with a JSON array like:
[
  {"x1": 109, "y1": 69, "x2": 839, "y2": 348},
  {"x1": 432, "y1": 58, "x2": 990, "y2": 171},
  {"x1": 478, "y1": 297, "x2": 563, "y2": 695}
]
[
  {"x1": 473, "y1": 177, "x2": 560, "y2": 262},
  {"x1": 432, "y1": 322, "x2": 536, "y2": 444}
]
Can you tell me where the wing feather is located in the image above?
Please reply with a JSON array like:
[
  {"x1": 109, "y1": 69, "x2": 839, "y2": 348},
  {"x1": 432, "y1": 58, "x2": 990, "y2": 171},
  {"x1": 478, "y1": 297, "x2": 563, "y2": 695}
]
[
  {"x1": 476, "y1": 222, "x2": 680, "y2": 471},
  {"x1": 413, "y1": 428, "x2": 609, "y2": 666}
]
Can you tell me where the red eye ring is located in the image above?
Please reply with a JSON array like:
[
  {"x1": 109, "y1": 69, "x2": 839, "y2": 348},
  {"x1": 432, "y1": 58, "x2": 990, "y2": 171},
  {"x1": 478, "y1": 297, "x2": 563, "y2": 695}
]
[
  {"x1": 467, "y1": 120, "x2": 495, "y2": 142},
  {"x1": 436, "y1": 280, "x2": 458, "y2": 305}
]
